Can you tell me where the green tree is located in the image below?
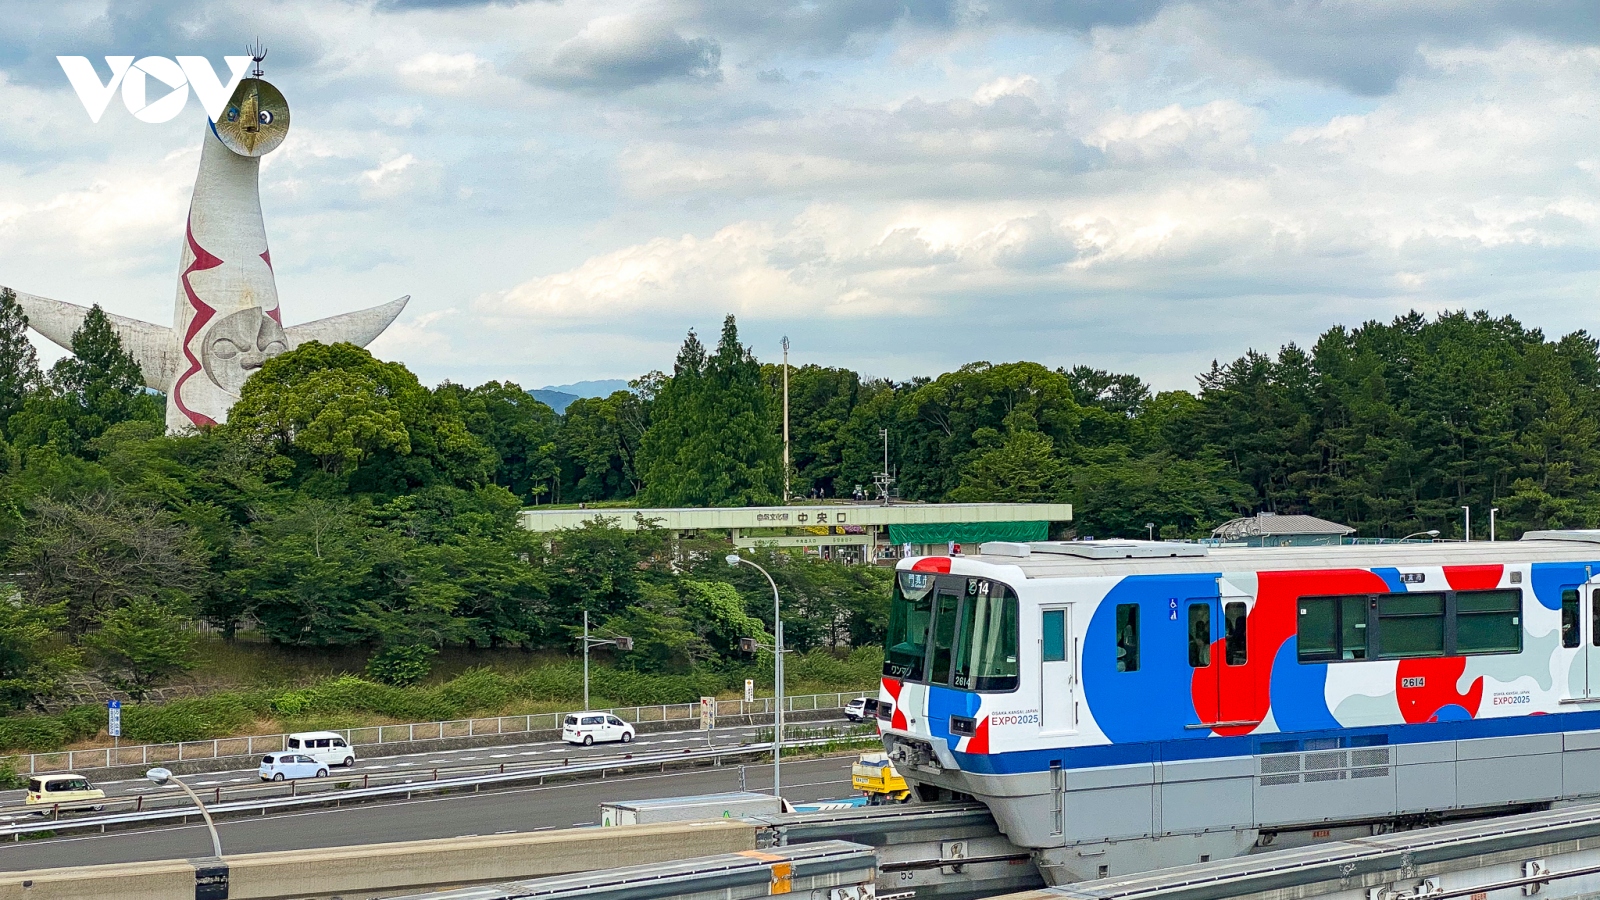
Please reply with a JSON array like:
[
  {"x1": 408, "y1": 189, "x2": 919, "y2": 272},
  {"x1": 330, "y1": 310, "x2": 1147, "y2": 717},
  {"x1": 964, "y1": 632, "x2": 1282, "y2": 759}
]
[
  {"x1": 0, "y1": 288, "x2": 41, "y2": 438},
  {"x1": 12, "y1": 305, "x2": 159, "y2": 454},
  {"x1": 225, "y1": 342, "x2": 493, "y2": 492},
  {"x1": 558, "y1": 388, "x2": 650, "y2": 502},
  {"x1": 8, "y1": 494, "x2": 203, "y2": 636},
  {"x1": 0, "y1": 590, "x2": 77, "y2": 711},
  {"x1": 947, "y1": 421, "x2": 1067, "y2": 503},
  {"x1": 86, "y1": 595, "x2": 197, "y2": 699},
  {"x1": 444, "y1": 381, "x2": 560, "y2": 503},
  {"x1": 638, "y1": 316, "x2": 780, "y2": 506}
]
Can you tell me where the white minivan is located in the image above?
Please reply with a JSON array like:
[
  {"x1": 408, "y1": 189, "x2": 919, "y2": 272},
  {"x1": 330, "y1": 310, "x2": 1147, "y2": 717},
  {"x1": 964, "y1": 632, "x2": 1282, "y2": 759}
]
[
  {"x1": 562, "y1": 713, "x2": 635, "y2": 745},
  {"x1": 285, "y1": 731, "x2": 357, "y2": 767}
]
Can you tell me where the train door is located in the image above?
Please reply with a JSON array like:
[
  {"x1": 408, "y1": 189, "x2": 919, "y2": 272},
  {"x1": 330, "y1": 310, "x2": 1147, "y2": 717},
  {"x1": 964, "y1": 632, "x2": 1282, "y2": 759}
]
[
  {"x1": 1040, "y1": 606, "x2": 1075, "y2": 733},
  {"x1": 1559, "y1": 575, "x2": 1600, "y2": 701},
  {"x1": 1036, "y1": 605, "x2": 1075, "y2": 733},
  {"x1": 1187, "y1": 597, "x2": 1256, "y2": 729}
]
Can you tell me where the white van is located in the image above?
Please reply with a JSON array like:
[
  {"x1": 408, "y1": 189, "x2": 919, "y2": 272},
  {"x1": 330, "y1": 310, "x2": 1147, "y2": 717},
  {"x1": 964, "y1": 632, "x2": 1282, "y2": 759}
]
[
  {"x1": 285, "y1": 731, "x2": 356, "y2": 767},
  {"x1": 562, "y1": 713, "x2": 635, "y2": 745}
]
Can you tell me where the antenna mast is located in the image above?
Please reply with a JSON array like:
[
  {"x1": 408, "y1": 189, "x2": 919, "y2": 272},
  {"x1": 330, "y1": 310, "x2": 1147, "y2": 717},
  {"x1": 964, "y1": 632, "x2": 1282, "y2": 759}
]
[{"x1": 247, "y1": 39, "x2": 268, "y2": 78}]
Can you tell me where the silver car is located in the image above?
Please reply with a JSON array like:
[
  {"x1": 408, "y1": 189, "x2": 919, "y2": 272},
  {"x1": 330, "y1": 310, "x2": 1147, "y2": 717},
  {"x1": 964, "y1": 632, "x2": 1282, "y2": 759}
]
[{"x1": 260, "y1": 753, "x2": 329, "y2": 781}]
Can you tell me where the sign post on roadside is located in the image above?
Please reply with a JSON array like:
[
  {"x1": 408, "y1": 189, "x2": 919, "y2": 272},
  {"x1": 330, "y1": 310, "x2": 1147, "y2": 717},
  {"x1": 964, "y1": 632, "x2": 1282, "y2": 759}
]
[
  {"x1": 700, "y1": 696, "x2": 715, "y2": 731},
  {"x1": 744, "y1": 679, "x2": 755, "y2": 703},
  {"x1": 107, "y1": 699, "x2": 121, "y2": 749}
]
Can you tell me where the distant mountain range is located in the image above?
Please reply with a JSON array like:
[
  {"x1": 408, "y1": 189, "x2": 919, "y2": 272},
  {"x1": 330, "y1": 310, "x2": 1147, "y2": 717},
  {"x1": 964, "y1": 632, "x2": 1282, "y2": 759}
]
[{"x1": 530, "y1": 379, "x2": 631, "y2": 414}]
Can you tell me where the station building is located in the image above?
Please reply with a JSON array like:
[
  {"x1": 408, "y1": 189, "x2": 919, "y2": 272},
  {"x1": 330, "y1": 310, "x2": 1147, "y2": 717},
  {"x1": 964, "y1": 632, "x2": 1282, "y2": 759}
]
[{"x1": 518, "y1": 502, "x2": 1073, "y2": 565}]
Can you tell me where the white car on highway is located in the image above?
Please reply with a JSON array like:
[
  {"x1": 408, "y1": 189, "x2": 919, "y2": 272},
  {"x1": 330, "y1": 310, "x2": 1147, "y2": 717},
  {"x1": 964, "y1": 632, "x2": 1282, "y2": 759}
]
[
  {"x1": 563, "y1": 712, "x2": 635, "y2": 745},
  {"x1": 260, "y1": 753, "x2": 329, "y2": 781}
]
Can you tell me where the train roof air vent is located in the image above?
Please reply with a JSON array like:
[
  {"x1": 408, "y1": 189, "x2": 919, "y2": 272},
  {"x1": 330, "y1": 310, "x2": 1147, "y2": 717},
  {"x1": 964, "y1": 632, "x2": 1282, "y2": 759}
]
[
  {"x1": 1025, "y1": 540, "x2": 1210, "y2": 560},
  {"x1": 1520, "y1": 530, "x2": 1600, "y2": 545}
]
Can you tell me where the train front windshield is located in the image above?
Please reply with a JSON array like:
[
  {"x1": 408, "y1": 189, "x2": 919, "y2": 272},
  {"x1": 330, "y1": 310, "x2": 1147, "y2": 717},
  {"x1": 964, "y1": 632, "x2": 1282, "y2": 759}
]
[{"x1": 884, "y1": 571, "x2": 1019, "y2": 692}]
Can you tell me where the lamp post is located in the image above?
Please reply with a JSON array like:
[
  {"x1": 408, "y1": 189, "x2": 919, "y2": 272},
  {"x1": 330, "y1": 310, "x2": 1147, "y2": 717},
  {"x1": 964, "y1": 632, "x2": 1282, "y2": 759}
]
[
  {"x1": 146, "y1": 767, "x2": 221, "y2": 859},
  {"x1": 1462, "y1": 506, "x2": 1471, "y2": 542},
  {"x1": 1145, "y1": 523, "x2": 1155, "y2": 541},
  {"x1": 1490, "y1": 508, "x2": 1499, "y2": 542},
  {"x1": 727, "y1": 553, "x2": 784, "y2": 799},
  {"x1": 1399, "y1": 530, "x2": 1441, "y2": 542},
  {"x1": 581, "y1": 609, "x2": 632, "y2": 711}
]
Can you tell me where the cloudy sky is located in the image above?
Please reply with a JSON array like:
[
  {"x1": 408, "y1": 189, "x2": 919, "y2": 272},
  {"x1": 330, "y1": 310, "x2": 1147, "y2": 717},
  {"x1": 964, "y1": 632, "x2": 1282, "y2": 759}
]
[{"x1": 1, "y1": 1, "x2": 1596, "y2": 392}]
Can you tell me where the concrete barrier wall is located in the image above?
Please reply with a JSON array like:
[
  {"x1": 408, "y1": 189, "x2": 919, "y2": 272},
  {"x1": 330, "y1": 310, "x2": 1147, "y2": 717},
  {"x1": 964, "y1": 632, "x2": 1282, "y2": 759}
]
[{"x1": 0, "y1": 820, "x2": 759, "y2": 900}]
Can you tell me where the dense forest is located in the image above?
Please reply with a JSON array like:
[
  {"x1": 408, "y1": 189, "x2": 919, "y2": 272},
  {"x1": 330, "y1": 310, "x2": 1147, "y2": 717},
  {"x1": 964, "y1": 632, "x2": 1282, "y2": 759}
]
[
  {"x1": 0, "y1": 283, "x2": 1595, "y2": 715},
  {"x1": 563, "y1": 308, "x2": 1600, "y2": 543}
]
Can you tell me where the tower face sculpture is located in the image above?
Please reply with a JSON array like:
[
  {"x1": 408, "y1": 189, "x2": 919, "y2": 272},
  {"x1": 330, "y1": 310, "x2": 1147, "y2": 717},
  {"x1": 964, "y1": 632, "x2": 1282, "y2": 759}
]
[{"x1": 5, "y1": 72, "x2": 407, "y2": 432}]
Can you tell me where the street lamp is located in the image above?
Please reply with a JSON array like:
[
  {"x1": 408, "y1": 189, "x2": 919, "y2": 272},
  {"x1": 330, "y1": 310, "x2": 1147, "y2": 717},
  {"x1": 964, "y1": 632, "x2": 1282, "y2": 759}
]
[
  {"x1": 1399, "y1": 530, "x2": 1441, "y2": 542},
  {"x1": 146, "y1": 767, "x2": 221, "y2": 859},
  {"x1": 1145, "y1": 523, "x2": 1155, "y2": 541},
  {"x1": 581, "y1": 609, "x2": 632, "y2": 711},
  {"x1": 1462, "y1": 506, "x2": 1471, "y2": 543},
  {"x1": 1490, "y1": 508, "x2": 1499, "y2": 542},
  {"x1": 727, "y1": 553, "x2": 784, "y2": 799}
]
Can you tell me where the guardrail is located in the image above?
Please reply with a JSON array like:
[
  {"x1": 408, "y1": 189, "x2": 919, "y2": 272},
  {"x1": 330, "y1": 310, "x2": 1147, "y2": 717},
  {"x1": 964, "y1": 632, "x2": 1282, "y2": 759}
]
[
  {"x1": 6, "y1": 689, "x2": 874, "y2": 775},
  {"x1": 0, "y1": 727, "x2": 881, "y2": 841}
]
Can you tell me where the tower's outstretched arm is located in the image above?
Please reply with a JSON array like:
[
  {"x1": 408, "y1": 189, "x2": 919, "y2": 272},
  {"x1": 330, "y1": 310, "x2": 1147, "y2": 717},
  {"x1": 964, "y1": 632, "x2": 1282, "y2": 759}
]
[
  {"x1": 284, "y1": 296, "x2": 409, "y2": 349},
  {"x1": 3, "y1": 287, "x2": 176, "y2": 391}
]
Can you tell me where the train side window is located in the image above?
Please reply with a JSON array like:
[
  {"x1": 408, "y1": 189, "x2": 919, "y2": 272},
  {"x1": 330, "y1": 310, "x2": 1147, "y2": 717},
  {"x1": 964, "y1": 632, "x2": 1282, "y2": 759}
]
[
  {"x1": 1298, "y1": 595, "x2": 1367, "y2": 662},
  {"x1": 1224, "y1": 602, "x2": 1248, "y2": 666},
  {"x1": 1114, "y1": 604, "x2": 1139, "y2": 672},
  {"x1": 1187, "y1": 603, "x2": 1211, "y2": 667},
  {"x1": 1375, "y1": 592, "x2": 1446, "y2": 659},
  {"x1": 1593, "y1": 590, "x2": 1600, "y2": 648},
  {"x1": 1454, "y1": 589, "x2": 1522, "y2": 655},
  {"x1": 1042, "y1": 610, "x2": 1066, "y2": 662},
  {"x1": 1562, "y1": 589, "x2": 1580, "y2": 649}
]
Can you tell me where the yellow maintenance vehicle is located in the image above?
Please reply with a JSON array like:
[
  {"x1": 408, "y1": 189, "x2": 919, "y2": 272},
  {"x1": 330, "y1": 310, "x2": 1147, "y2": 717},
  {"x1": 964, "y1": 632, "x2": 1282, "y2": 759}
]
[{"x1": 851, "y1": 751, "x2": 911, "y2": 804}]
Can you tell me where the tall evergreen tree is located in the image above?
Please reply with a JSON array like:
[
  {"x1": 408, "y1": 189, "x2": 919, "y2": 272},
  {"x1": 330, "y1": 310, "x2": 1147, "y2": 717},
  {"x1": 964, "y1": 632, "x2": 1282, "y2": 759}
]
[
  {"x1": 10, "y1": 305, "x2": 157, "y2": 454},
  {"x1": 0, "y1": 288, "x2": 40, "y2": 437},
  {"x1": 638, "y1": 316, "x2": 780, "y2": 506}
]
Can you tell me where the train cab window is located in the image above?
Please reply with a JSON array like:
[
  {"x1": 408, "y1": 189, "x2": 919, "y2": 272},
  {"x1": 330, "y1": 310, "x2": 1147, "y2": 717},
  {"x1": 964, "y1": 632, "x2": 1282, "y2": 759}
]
[
  {"x1": 1041, "y1": 610, "x2": 1066, "y2": 662},
  {"x1": 884, "y1": 572, "x2": 936, "y2": 681},
  {"x1": 1376, "y1": 593, "x2": 1446, "y2": 659},
  {"x1": 929, "y1": 589, "x2": 962, "y2": 685},
  {"x1": 1298, "y1": 595, "x2": 1369, "y2": 662},
  {"x1": 1187, "y1": 604, "x2": 1211, "y2": 667},
  {"x1": 1454, "y1": 589, "x2": 1522, "y2": 655},
  {"x1": 953, "y1": 582, "x2": 1019, "y2": 692},
  {"x1": 1224, "y1": 602, "x2": 1247, "y2": 666},
  {"x1": 1115, "y1": 604, "x2": 1139, "y2": 672},
  {"x1": 1562, "y1": 589, "x2": 1580, "y2": 649}
]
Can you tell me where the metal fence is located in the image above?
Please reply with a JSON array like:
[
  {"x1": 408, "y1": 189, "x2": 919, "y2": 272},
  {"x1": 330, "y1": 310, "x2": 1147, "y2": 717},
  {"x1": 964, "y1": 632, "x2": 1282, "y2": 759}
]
[
  {"x1": 6, "y1": 689, "x2": 872, "y2": 775},
  {"x1": 0, "y1": 732, "x2": 879, "y2": 840}
]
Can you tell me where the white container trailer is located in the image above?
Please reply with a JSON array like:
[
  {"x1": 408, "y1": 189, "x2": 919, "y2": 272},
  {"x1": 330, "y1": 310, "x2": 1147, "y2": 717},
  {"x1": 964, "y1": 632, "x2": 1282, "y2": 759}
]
[{"x1": 599, "y1": 791, "x2": 787, "y2": 826}]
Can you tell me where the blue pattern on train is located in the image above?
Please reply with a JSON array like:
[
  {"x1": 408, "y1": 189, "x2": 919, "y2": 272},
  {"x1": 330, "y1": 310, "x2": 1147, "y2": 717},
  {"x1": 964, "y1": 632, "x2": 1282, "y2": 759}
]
[{"x1": 1082, "y1": 573, "x2": 1221, "y2": 743}]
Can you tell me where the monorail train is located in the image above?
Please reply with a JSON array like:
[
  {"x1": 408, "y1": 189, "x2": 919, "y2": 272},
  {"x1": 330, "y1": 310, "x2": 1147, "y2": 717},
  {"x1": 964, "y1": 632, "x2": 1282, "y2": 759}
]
[{"x1": 875, "y1": 531, "x2": 1600, "y2": 884}]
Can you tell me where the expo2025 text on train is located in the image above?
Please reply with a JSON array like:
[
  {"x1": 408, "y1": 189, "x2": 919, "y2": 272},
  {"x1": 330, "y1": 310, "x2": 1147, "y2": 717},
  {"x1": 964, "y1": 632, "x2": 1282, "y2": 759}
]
[{"x1": 874, "y1": 530, "x2": 1600, "y2": 885}]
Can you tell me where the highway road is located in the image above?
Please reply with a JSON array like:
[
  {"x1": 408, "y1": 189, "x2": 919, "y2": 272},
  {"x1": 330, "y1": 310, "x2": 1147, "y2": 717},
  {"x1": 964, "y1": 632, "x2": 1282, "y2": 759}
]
[
  {"x1": 0, "y1": 718, "x2": 863, "y2": 814},
  {"x1": 0, "y1": 755, "x2": 858, "y2": 871}
]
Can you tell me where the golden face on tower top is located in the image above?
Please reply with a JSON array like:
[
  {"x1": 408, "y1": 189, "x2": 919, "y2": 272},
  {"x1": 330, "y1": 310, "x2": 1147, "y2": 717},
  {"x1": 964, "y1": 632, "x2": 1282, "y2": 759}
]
[{"x1": 215, "y1": 78, "x2": 290, "y2": 157}]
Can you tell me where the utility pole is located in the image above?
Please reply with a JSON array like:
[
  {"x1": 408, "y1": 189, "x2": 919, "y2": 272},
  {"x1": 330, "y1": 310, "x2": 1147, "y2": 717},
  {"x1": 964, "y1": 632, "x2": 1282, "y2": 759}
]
[
  {"x1": 781, "y1": 336, "x2": 790, "y2": 503},
  {"x1": 873, "y1": 428, "x2": 894, "y2": 504}
]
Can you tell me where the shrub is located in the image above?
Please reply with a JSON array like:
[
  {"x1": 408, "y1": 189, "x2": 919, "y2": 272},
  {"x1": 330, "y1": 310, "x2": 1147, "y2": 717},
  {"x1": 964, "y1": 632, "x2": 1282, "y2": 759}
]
[
  {"x1": 366, "y1": 645, "x2": 436, "y2": 687},
  {"x1": 0, "y1": 716, "x2": 70, "y2": 752}
]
